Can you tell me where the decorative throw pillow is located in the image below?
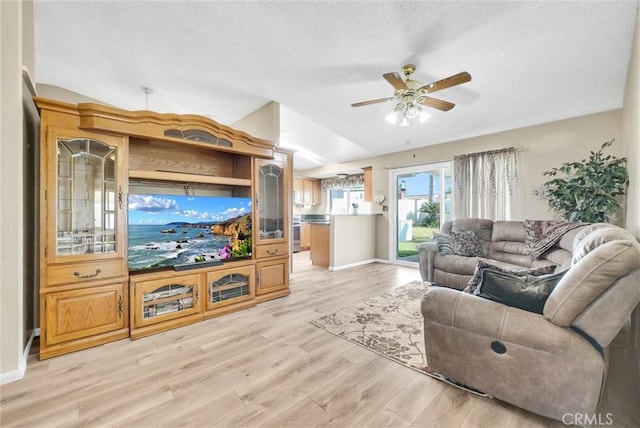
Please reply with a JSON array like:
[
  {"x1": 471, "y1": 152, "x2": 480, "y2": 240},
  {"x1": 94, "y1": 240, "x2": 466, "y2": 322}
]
[
  {"x1": 463, "y1": 260, "x2": 556, "y2": 294},
  {"x1": 433, "y1": 232, "x2": 455, "y2": 255},
  {"x1": 476, "y1": 269, "x2": 566, "y2": 314},
  {"x1": 449, "y1": 230, "x2": 484, "y2": 257}
]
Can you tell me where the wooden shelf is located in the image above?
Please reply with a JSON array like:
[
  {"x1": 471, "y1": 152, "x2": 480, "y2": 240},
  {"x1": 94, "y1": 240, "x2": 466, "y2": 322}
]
[{"x1": 129, "y1": 169, "x2": 252, "y2": 187}]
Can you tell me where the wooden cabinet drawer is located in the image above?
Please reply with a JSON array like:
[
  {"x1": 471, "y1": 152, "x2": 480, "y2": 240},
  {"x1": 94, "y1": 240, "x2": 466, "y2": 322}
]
[
  {"x1": 47, "y1": 259, "x2": 125, "y2": 286},
  {"x1": 255, "y1": 243, "x2": 288, "y2": 259}
]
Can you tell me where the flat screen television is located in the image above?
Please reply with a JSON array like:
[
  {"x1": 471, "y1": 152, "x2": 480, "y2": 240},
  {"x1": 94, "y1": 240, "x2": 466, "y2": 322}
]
[{"x1": 128, "y1": 193, "x2": 252, "y2": 271}]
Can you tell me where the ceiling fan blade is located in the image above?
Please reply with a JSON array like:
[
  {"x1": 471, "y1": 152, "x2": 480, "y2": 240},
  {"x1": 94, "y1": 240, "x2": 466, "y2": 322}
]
[
  {"x1": 383, "y1": 72, "x2": 408, "y2": 91},
  {"x1": 351, "y1": 97, "x2": 394, "y2": 107},
  {"x1": 417, "y1": 96, "x2": 455, "y2": 111},
  {"x1": 420, "y1": 71, "x2": 471, "y2": 93}
]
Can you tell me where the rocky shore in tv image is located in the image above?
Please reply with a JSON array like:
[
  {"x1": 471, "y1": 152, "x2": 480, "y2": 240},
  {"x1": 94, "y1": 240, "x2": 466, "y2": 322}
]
[{"x1": 128, "y1": 194, "x2": 252, "y2": 271}]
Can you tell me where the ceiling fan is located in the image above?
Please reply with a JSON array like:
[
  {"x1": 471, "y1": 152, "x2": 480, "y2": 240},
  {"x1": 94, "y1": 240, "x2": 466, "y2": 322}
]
[{"x1": 351, "y1": 64, "x2": 471, "y2": 126}]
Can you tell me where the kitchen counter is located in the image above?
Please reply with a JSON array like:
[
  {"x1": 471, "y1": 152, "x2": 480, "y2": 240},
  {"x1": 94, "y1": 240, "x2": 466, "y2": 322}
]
[{"x1": 307, "y1": 214, "x2": 381, "y2": 270}]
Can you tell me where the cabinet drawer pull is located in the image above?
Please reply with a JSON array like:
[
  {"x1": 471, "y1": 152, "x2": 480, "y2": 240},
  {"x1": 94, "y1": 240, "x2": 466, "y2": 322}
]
[
  {"x1": 74, "y1": 269, "x2": 102, "y2": 279},
  {"x1": 118, "y1": 186, "x2": 123, "y2": 209},
  {"x1": 266, "y1": 249, "x2": 278, "y2": 255},
  {"x1": 117, "y1": 294, "x2": 123, "y2": 318}
]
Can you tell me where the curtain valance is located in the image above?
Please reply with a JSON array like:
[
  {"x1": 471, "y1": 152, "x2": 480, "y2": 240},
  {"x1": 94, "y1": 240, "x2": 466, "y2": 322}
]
[{"x1": 321, "y1": 174, "x2": 364, "y2": 191}]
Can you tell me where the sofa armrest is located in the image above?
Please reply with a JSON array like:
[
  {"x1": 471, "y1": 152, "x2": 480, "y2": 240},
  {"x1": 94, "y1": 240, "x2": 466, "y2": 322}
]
[
  {"x1": 417, "y1": 241, "x2": 438, "y2": 282},
  {"x1": 421, "y1": 287, "x2": 575, "y2": 353}
]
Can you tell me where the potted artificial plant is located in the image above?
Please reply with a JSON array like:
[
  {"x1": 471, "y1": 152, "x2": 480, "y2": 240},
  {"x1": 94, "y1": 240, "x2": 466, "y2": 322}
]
[{"x1": 534, "y1": 139, "x2": 628, "y2": 222}]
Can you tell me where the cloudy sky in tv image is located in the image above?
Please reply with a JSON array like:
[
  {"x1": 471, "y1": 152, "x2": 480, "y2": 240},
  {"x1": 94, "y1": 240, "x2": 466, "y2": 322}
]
[{"x1": 128, "y1": 194, "x2": 251, "y2": 225}]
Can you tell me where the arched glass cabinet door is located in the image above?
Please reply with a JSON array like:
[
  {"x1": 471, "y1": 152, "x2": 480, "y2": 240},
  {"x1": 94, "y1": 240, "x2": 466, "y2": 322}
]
[
  {"x1": 255, "y1": 159, "x2": 287, "y2": 244},
  {"x1": 49, "y1": 130, "x2": 127, "y2": 263}
]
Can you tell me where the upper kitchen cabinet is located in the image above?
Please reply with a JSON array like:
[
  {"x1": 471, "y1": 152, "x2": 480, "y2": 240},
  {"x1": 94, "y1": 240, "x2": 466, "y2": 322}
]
[{"x1": 293, "y1": 178, "x2": 321, "y2": 206}]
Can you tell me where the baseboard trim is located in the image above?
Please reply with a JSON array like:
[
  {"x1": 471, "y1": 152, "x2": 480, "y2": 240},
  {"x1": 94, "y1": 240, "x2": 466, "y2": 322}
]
[
  {"x1": 0, "y1": 329, "x2": 37, "y2": 385},
  {"x1": 329, "y1": 259, "x2": 377, "y2": 271},
  {"x1": 327, "y1": 258, "x2": 419, "y2": 271}
]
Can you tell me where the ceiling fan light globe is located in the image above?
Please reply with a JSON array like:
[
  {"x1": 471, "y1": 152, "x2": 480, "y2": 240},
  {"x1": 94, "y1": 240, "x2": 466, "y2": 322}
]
[
  {"x1": 406, "y1": 104, "x2": 419, "y2": 119},
  {"x1": 385, "y1": 110, "x2": 399, "y2": 124},
  {"x1": 399, "y1": 116, "x2": 410, "y2": 127}
]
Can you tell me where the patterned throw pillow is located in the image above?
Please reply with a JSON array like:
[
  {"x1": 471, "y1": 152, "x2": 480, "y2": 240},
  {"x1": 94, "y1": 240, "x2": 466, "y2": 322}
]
[
  {"x1": 463, "y1": 260, "x2": 556, "y2": 294},
  {"x1": 434, "y1": 232, "x2": 455, "y2": 255},
  {"x1": 449, "y1": 230, "x2": 484, "y2": 258}
]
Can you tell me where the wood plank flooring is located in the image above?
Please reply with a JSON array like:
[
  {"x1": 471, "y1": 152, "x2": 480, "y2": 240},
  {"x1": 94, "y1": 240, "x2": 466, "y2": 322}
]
[{"x1": 1, "y1": 252, "x2": 637, "y2": 427}]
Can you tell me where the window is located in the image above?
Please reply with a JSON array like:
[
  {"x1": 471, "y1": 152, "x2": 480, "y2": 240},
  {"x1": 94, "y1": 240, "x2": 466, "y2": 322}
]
[{"x1": 329, "y1": 186, "x2": 364, "y2": 214}]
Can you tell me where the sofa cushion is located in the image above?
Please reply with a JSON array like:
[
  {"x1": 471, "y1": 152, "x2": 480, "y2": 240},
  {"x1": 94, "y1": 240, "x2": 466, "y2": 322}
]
[
  {"x1": 434, "y1": 232, "x2": 455, "y2": 255},
  {"x1": 434, "y1": 254, "x2": 481, "y2": 275},
  {"x1": 544, "y1": 240, "x2": 640, "y2": 326},
  {"x1": 572, "y1": 226, "x2": 636, "y2": 265},
  {"x1": 476, "y1": 269, "x2": 566, "y2": 314},
  {"x1": 449, "y1": 230, "x2": 484, "y2": 257},
  {"x1": 571, "y1": 223, "x2": 614, "y2": 254},
  {"x1": 464, "y1": 260, "x2": 556, "y2": 294},
  {"x1": 491, "y1": 220, "x2": 525, "y2": 242}
]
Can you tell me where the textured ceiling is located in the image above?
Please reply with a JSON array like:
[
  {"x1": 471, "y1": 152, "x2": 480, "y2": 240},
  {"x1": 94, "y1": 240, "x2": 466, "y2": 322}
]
[{"x1": 34, "y1": 1, "x2": 638, "y2": 171}]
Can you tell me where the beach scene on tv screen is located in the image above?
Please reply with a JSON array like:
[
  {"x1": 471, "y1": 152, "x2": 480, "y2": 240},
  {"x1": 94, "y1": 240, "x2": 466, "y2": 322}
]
[{"x1": 128, "y1": 194, "x2": 252, "y2": 270}]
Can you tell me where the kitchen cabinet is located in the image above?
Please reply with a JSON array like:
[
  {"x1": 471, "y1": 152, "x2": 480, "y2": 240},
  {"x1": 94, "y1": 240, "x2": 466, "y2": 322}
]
[
  {"x1": 300, "y1": 223, "x2": 312, "y2": 250},
  {"x1": 362, "y1": 166, "x2": 372, "y2": 203},
  {"x1": 293, "y1": 178, "x2": 321, "y2": 206},
  {"x1": 310, "y1": 223, "x2": 330, "y2": 267}
]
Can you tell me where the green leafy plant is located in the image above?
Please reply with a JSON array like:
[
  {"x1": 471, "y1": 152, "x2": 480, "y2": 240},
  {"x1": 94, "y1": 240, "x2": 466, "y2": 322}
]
[
  {"x1": 419, "y1": 201, "x2": 440, "y2": 214},
  {"x1": 419, "y1": 201, "x2": 440, "y2": 227},
  {"x1": 534, "y1": 139, "x2": 628, "y2": 222}
]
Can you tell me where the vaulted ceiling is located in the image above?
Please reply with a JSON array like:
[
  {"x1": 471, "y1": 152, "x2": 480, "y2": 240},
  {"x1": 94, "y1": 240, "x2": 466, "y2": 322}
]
[{"x1": 34, "y1": 1, "x2": 638, "y2": 171}]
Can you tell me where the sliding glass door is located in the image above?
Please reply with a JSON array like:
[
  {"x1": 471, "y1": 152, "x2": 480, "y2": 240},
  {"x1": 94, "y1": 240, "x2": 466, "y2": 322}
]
[{"x1": 390, "y1": 162, "x2": 452, "y2": 264}]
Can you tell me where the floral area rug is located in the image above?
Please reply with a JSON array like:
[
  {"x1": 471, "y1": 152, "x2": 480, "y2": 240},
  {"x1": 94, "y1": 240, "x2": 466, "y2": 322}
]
[
  {"x1": 311, "y1": 280, "x2": 430, "y2": 373},
  {"x1": 310, "y1": 280, "x2": 489, "y2": 396}
]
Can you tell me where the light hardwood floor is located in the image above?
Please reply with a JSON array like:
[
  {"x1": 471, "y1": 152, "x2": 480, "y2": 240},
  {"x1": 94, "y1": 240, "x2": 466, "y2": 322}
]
[{"x1": 1, "y1": 252, "x2": 637, "y2": 427}]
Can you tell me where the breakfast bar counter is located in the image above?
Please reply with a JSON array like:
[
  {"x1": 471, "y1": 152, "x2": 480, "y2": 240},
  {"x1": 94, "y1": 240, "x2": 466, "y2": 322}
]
[{"x1": 309, "y1": 214, "x2": 379, "y2": 270}]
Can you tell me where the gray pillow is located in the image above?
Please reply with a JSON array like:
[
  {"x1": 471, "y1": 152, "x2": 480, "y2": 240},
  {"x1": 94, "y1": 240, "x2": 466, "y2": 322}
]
[
  {"x1": 476, "y1": 269, "x2": 566, "y2": 314},
  {"x1": 434, "y1": 232, "x2": 455, "y2": 255},
  {"x1": 463, "y1": 261, "x2": 556, "y2": 294}
]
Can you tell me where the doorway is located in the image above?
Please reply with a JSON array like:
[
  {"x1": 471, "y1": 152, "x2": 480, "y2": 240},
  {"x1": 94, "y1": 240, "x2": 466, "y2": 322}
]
[{"x1": 389, "y1": 162, "x2": 452, "y2": 264}]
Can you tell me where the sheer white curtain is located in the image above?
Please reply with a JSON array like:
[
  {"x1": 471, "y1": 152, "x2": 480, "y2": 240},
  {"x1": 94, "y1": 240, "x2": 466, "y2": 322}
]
[{"x1": 453, "y1": 147, "x2": 520, "y2": 220}]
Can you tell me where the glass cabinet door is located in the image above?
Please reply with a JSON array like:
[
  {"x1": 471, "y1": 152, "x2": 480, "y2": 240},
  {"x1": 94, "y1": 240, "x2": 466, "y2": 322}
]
[
  {"x1": 142, "y1": 284, "x2": 196, "y2": 320},
  {"x1": 255, "y1": 159, "x2": 287, "y2": 244},
  {"x1": 206, "y1": 265, "x2": 254, "y2": 310},
  {"x1": 49, "y1": 129, "x2": 127, "y2": 262}
]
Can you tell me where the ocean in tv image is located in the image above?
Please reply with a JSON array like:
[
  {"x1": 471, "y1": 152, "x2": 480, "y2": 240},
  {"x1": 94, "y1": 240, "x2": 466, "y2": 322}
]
[{"x1": 128, "y1": 193, "x2": 252, "y2": 270}]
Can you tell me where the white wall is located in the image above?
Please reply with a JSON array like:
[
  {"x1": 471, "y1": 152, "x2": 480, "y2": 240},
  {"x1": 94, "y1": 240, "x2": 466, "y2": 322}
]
[
  {"x1": 623, "y1": 8, "x2": 640, "y2": 239},
  {"x1": 231, "y1": 101, "x2": 280, "y2": 144},
  {"x1": 1, "y1": 0, "x2": 26, "y2": 382},
  {"x1": 36, "y1": 83, "x2": 110, "y2": 105}
]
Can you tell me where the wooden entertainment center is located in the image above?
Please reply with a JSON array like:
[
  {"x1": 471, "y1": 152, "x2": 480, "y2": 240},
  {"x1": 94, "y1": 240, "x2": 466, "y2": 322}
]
[{"x1": 36, "y1": 98, "x2": 292, "y2": 359}]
